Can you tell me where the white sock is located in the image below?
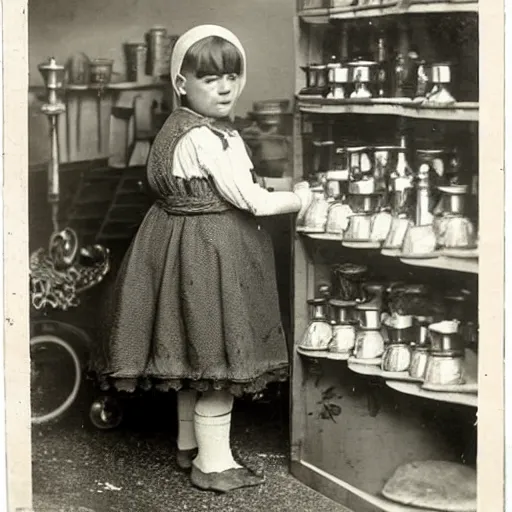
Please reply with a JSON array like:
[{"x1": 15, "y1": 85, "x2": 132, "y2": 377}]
[
  {"x1": 177, "y1": 389, "x2": 198, "y2": 451},
  {"x1": 193, "y1": 390, "x2": 242, "y2": 473}
]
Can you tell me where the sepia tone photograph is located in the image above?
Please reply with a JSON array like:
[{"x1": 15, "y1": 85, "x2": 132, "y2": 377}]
[{"x1": 1, "y1": 0, "x2": 505, "y2": 511}]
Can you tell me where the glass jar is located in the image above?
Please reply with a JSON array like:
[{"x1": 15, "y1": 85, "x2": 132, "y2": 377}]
[{"x1": 331, "y1": 263, "x2": 368, "y2": 302}]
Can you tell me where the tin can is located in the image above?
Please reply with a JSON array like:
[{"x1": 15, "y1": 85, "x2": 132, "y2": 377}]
[
  {"x1": 89, "y1": 59, "x2": 114, "y2": 84},
  {"x1": 124, "y1": 43, "x2": 147, "y2": 82},
  {"x1": 146, "y1": 27, "x2": 169, "y2": 77}
]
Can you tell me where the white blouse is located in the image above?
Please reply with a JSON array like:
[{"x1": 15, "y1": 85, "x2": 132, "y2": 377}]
[{"x1": 172, "y1": 126, "x2": 299, "y2": 217}]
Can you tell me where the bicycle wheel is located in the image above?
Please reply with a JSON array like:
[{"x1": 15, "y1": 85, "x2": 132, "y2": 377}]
[{"x1": 30, "y1": 334, "x2": 82, "y2": 425}]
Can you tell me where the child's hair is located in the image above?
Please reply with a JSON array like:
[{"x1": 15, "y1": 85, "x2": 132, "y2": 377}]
[{"x1": 180, "y1": 36, "x2": 242, "y2": 77}]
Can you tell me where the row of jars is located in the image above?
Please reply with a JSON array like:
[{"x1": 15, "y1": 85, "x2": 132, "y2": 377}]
[
  {"x1": 297, "y1": 144, "x2": 478, "y2": 253},
  {"x1": 300, "y1": 59, "x2": 456, "y2": 104},
  {"x1": 298, "y1": 268, "x2": 477, "y2": 386}
]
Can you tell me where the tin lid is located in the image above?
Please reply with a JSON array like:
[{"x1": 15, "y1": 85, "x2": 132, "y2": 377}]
[
  {"x1": 347, "y1": 60, "x2": 377, "y2": 67},
  {"x1": 313, "y1": 140, "x2": 335, "y2": 147},
  {"x1": 329, "y1": 299, "x2": 357, "y2": 308},
  {"x1": 307, "y1": 298, "x2": 326, "y2": 306},
  {"x1": 438, "y1": 185, "x2": 468, "y2": 195},
  {"x1": 355, "y1": 302, "x2": 381, "y2": 311}
]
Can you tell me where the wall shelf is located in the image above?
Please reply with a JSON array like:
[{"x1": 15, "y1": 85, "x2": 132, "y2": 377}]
[
  {"x1": 29, "y1": 80, "x2": 170, "y2": 95},
  {"x1": 298, "y1": 459, "x2": 452, "y2": 512},
  {"x1": 299, "y1": 232, "x2": 478, "y2": 274},
  {"x1": 298, "y1": 353, "x2": 478, "y2": 408},
  {"x1": 299, "y1": 1, "x2": 478, "y2": 23},
  {"x1": 297, "y1": 96, "x2": 479, "y2": 122},
  {"x1": 297, "y1": 346, "x2": 351, "y2": 360},
  {"x1": 348, "y1": 361, "x2": 424, "y2": 382},
  {"x1": 386, "y1": 380, "x2": 477, "y2": 407},
  {"x1": 399, "y1": 255, "x2": 478, "y2": 274},
  {"x1": 291, "y1": 4, "x2": 479, "y2": 510}
]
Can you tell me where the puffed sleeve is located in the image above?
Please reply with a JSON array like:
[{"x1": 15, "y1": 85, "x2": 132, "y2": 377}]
[{"x1": 180, "y1": 127, "x2": 300, "y2": 217}]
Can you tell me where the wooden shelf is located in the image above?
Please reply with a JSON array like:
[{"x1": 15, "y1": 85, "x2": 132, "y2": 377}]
[
  {"x1": 298, "y1": 8, "x2": 330, "y2": 23},
  {"x1": 29, "y1": 80, "x2": 169, "y2": 95},
  {"x1": 348, "y1": 361, "x2": 424, "y2": 382},
  {"x1": 298, "y1": 1, "x2": 478, "y2": 23},
  {"x1": 386, "y1": 380, "x2": 477, "y2": 407},
  {"x1": 399, "y1": 255, "x2": 478, "y2": 274},
  {"x1": 299, "y1": 232, "x2": 478, "y2": 274},
  {"x1": 297, "y1": 460, "x2": 450, "y2": 512},
  {"x1": 297, "y1": 96, "x2": 479, "y2": 122},
  {"x1": 297, "y1": 346, "x2": 350, "y2": 360}
]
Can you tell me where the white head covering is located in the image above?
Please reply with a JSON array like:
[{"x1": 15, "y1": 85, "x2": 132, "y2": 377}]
[{"x1": 170, "y1": 24, "x2": 247, "y2": 108}]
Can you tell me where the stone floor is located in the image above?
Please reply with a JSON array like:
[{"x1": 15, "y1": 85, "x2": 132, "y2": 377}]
[{"x1": 32, "y1": 384, "x2": 354, "y2": 512}]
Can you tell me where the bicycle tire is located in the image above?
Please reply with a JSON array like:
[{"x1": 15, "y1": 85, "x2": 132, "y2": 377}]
[{"x1": 30, "y1": 334, "x2": 82, "y2": 425}]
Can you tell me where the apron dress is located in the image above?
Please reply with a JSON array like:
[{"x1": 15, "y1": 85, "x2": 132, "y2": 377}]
[{"x1": 92, "y1": 108, "x2": 289, "y2": 396}]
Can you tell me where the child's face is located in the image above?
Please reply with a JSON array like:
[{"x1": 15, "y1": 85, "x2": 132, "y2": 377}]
[{"x1": 178, "y1": 72, "x2": 241, "y2": 118}]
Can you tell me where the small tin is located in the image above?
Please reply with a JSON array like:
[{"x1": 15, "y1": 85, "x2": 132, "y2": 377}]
[
  {"x1": 146, "y1": 27, "x2": 170, "y2": 78},
  {"x1": 125, "y1": 43, "x2": 147, "y2": 82}
]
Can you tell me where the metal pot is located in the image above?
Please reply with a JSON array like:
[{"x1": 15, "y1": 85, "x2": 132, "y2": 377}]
[
  {"x1": 124, "y1": 43, "x2": 147, "y2": 82},
  {"x1": 356, "y1": 303, "x2": 382, "y2": 330},
  {"x1": 382, "y1": 217, "x2": 412, "y2": 250},
  {"x1": 428, "y1": 321, "x2": 464, "y2": 355},
  {"x1": 329, "y1": 299, "x2": 356, "y2": 324},
  {"x1": 89, "y1": 58, "x2": 114, "y2": 84},
  {"x1": 409, "y1": 347, "x2": 429, "y2": 380},
  {"x1": 344, "y1": 213, "x2": 373, "y2": 240},
  {"x1": 423, "y1": 353, "x2": 466, "y2": 386},
  {"x1": 430, "y1": 62, "x2": 452, "y2": 85},
  {"x1": 307, "y1": 298, "x2": 329, "y2": 321},
  {"x1": 370, "y1": 210, "x2": 393, "y2": 242},
  {"x1": 353, "y1": 329, "x2": 385, "y2": 359},
  {"x1": 309, "y1": 64, "x2": 328, "y2": 89},
  {"x1": 330, "y1": 322, "x2": 356, "y2": 354},
  {"x1": 382, "y1": 343, "x2": 412, "y2": 372},
  {"x1": 347, "y1": 60, "x2": 377, "y2": 83},
  {"x1": 347, "y1": 193, "x2": 381, "y2": 214},
  {"x1": 326, "y1": 203, "x2": 352, "y2": 236}
]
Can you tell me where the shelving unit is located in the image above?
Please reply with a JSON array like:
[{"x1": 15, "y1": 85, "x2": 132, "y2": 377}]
[
  {"x1": 297, "y1": 96, "x2": 479, "y2": 122},
  {"x1": 300, "y1": 232, "x2": 478, "y2": 273},
  {"x1": 385, "y1": 380, "x2": 477, "y2": 407},
  {"x1": 298, "y1": 0, "x2": 478, "y2": 23},
  {"x1": 290, "y1": 3, "x2": 478, "y2": 511},
  {"x1": 29, "y1": 79, "x2": 170, "y2": 95}
]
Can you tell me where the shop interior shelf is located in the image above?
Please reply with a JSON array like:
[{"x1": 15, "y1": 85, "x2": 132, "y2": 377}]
[
  {"x1": 298, "y1": 459, "x2": 450, "y2": 512},
  {"x1": 29, "y1": 79, "x2": 170, "y2": 95},
  {"x1": 399, "y1": 254, "x2": 478, "y2": 273},
  {"x1": 297, "y1": 348, "x2": 478, "y2": 408},
  {"x1": 297, "y1": 346, "x2": 350, "y2": 360},
  {"x1": 298, "y1": 1, "x2": 478, "y2": 23},
  {"x1": 299, "y1": 232, "x2": 478, "y2": 274},
  {"x1": 296, "y1": 96, "x2": 479, "y2": 122},
  {"x1": 348, "y1": 361, "x2": 423, "y2": 382},
  {"x1": 386, "y1": 380, "x2": 477, "y2": 407}
]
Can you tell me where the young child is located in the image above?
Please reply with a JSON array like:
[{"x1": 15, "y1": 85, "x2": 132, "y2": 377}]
[{"x1": 96, "y1": 25, "x2": 311, "y2": 492}]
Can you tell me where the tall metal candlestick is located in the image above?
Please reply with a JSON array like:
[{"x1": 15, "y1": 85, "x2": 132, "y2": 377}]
[{"x1": 38, "y1": 57, "x2": 66, "y2": 233}]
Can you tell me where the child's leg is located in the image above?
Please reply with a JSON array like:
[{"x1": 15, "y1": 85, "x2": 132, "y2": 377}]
[
  {"x1": 192, "y1": 389, "x2": 242, "y2": 473},
  {"x1": 177, "y1": 389, "x2": 198, "y2": 451}
]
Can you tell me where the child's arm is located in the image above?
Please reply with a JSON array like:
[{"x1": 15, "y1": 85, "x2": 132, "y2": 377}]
[{"x1": 175, "y1": 127, "x2": 305, "y2": 217}]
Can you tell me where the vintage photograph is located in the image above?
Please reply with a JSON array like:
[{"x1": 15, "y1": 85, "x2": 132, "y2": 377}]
[{"x1": 2, "y1": 0, "x2": 501, "y2": 510}]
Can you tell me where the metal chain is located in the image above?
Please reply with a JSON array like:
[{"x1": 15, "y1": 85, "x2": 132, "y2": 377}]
[{"x1": 30, "y1": 247, "x2": 110, "y2": 311}]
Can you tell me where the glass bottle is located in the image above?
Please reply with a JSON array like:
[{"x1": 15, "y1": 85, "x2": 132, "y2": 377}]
[{"x1": 376, "y1": 35, "x2": 390, "y2": 98}]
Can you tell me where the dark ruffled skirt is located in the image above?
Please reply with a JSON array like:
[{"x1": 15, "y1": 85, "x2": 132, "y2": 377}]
[{"x1": 91, "y1": 203, "x2": 289, "y2": 396}]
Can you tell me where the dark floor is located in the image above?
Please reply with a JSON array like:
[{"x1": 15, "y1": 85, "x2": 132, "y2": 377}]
[{"x1": 32, "y1": 384, "x2": 353, "y2": 512}]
